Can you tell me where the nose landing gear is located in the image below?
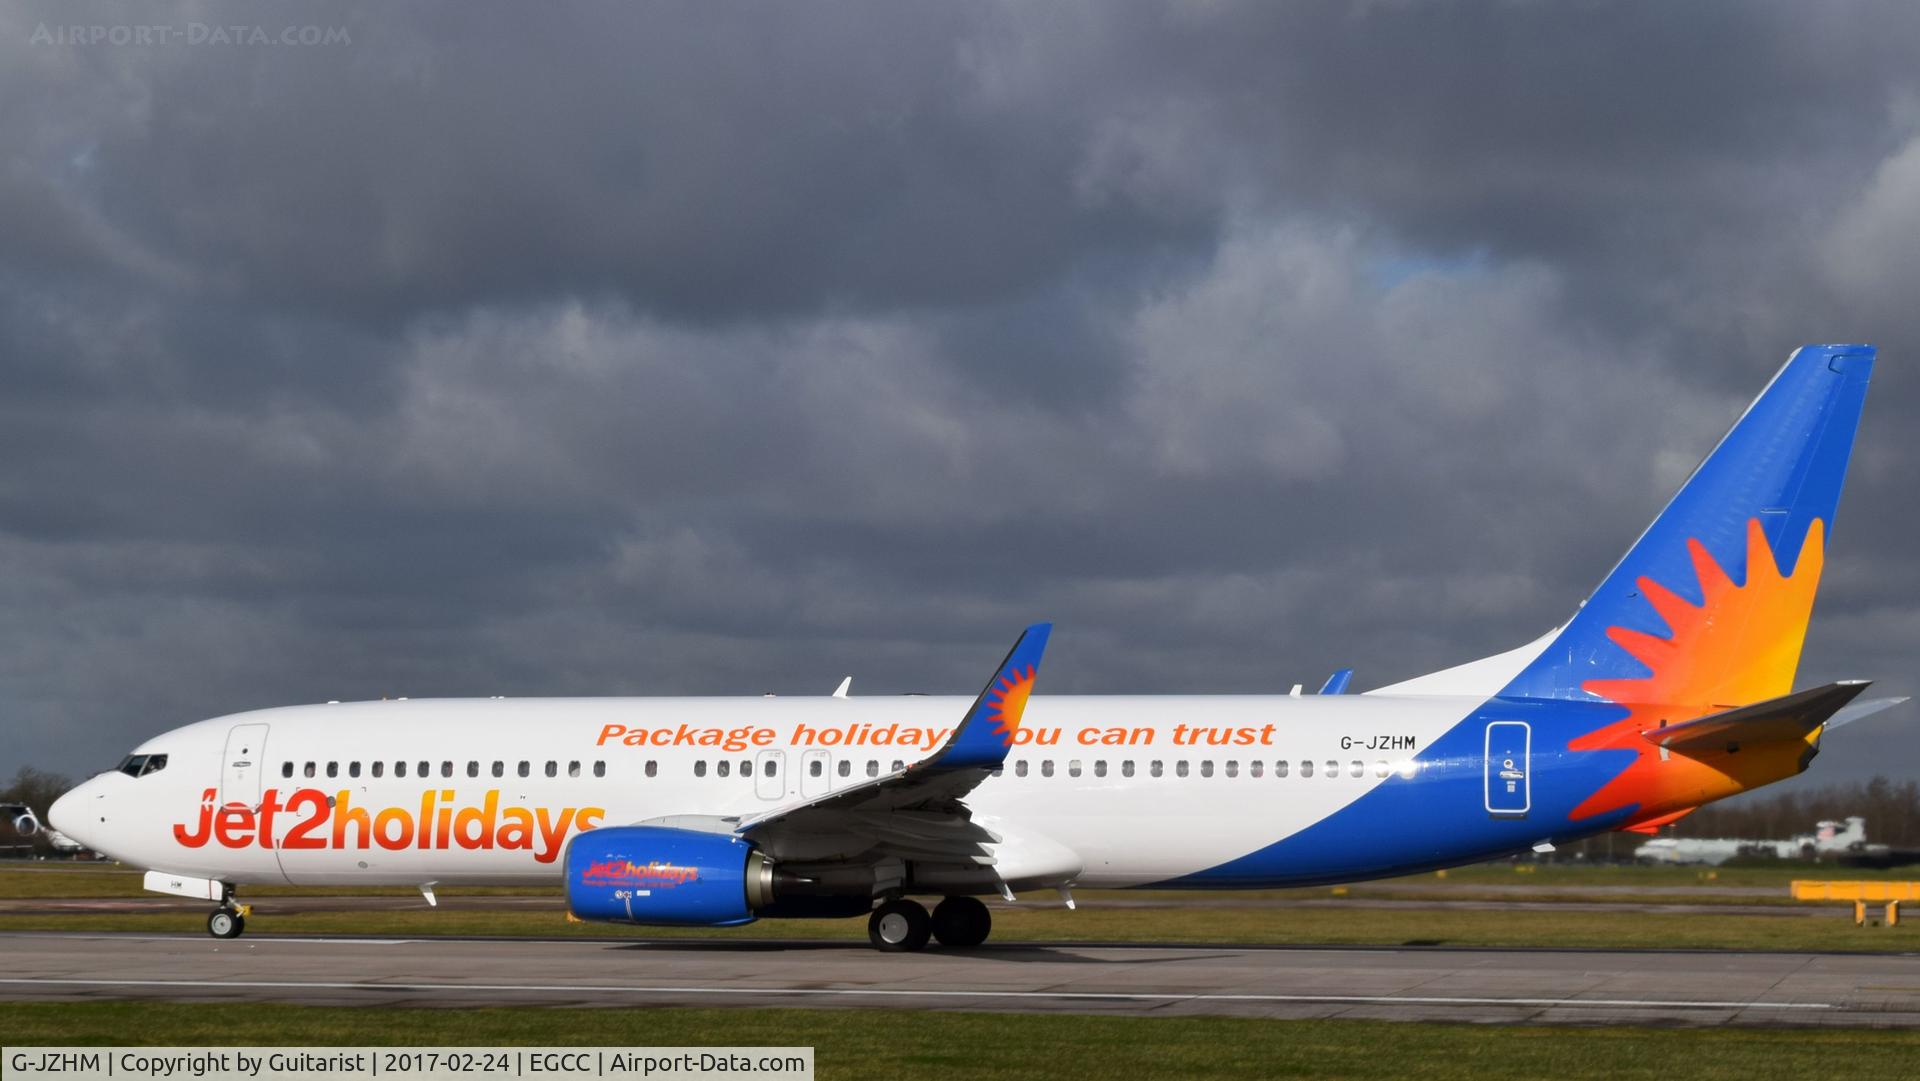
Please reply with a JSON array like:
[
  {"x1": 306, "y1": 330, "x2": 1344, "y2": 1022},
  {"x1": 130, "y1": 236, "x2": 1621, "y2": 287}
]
[{"x1": 206, "y1": 896, "x2": 249, "y2": 939}]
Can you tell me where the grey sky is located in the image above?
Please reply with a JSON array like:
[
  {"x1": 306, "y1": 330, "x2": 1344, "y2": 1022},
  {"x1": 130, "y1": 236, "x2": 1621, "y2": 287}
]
[{"x1": 3, "y1": 2, "x2": 1916, "y2": 803}]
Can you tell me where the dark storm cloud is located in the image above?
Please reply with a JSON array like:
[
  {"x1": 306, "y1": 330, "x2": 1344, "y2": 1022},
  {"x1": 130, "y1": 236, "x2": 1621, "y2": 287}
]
[
  {"x1": 5, "y1": 2, "x2": 1212, "y2": 327},
  {"x1": 1, "y1": 1, "x2": 1916, "y2": 797}
]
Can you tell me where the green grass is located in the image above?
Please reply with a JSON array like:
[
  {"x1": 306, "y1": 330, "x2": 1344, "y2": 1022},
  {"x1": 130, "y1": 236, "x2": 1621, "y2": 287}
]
[
  {"x1": 8, "y1": 861, "x2": 1914, "y2": 952},
  {"x1": 5, "y1": 897, "x2": 1913, "y2": 951},
  {"x1": 6, "y1": 1003, "x2": 1918, "y2": 1080}
]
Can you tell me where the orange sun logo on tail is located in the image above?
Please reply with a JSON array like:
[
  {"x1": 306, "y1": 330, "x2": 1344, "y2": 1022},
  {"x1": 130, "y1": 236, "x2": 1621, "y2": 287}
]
[
  {"x1": 1571, "y1": 518, "x2": 1826, "y2": 820},
  {"x1": 987, "y1": 665, "x2": 1037, "y2": 744}
]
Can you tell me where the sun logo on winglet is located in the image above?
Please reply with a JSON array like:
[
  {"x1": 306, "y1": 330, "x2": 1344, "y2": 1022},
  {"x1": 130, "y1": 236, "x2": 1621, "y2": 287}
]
[
  {"x1": 986, "y1": 665, "x2": 1037, "y2": 744},
  {"x1": 1569, "y1": 517, "x2": 1826, "y2": 820}
]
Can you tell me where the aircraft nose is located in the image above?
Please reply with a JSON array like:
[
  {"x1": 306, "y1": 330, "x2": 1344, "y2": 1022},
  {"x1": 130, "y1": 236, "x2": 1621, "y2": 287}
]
[{"x1": 47, "y1": 777, "x2": 100, "y2": 846}]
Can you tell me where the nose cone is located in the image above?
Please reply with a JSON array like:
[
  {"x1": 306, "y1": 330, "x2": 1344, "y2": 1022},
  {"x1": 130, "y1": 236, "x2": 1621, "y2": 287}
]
[
  {"x1": 47, "y1": 777, "x2": 102, "y2": 849},
  {"x1": 47, "y1": 787, "x2": 77, "y2": 837}
]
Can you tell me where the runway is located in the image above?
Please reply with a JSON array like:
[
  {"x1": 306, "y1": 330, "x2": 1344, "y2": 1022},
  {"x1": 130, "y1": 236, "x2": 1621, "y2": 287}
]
[
  {"x1": 5, "y1": 931, "x2": 1918, "y2": 1027},
  {"x1": 0, "y1": 893, "x2": 1852, "y2": 918}
]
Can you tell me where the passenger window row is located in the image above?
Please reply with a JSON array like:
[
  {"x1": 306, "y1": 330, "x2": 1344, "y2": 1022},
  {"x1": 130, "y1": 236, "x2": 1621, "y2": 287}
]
[
  {"x1": 272, "y1": 755, "x2": 1406, "y2": 785},
  {"x1": 686, "y1": 758, "x2": 906, "y2": 779},
  {"x1": 1008, "y1": 758, "x2": 1399, "y2": 779},
  {"x1": 680, "y1": 757, "x2": 1400, "y2": 781},
  {"x1": 281, "y1": 759, "x2": 611, "y2": 780},
  {"x1": 694, "y1": 758, "x2": 781, "y2": 778}
]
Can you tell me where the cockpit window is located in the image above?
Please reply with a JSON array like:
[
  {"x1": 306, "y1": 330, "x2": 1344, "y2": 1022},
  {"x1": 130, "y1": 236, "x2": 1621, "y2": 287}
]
[{"x1": 116, "y1": 754, "x2": 168, "y2": 778}]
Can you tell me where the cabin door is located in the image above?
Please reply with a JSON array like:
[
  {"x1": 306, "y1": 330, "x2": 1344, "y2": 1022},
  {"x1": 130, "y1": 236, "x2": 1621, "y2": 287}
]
[{"x1": 220, "y1": 723, "x2": 271, "y2": 808}]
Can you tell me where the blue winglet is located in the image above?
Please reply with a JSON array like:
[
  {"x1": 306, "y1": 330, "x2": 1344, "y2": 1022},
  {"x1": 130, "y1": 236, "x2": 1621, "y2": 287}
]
[
  {"x1": 918, "y1": 622, "x2": 1052, "y2": 773},
  {"x1": 1318, "y1": 668, "x2": 1354, "y2": 695}
]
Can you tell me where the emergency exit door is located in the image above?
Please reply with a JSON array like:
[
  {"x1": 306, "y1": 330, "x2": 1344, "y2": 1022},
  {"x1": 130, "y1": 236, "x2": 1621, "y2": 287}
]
[
  {"x1": 1484, "y1": 721, "x2": 1530, "y2": 818},
  {"x1": 755, "y1": 750, "x2": 786, "y2": 800},
  {"x1": 800, "y1": 750, "x2": 831, "y2": 798}
]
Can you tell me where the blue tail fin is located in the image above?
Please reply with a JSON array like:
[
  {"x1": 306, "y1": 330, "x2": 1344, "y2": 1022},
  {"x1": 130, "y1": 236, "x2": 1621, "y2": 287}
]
[{"x1": 1498, "y1": 344, "x2": 1875, "y2": 705}]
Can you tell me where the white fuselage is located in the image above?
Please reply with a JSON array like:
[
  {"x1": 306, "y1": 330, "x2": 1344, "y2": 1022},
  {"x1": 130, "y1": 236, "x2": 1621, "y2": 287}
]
[{"x1": 57, "y1": 693, "x2": 1471, "y2": 889}]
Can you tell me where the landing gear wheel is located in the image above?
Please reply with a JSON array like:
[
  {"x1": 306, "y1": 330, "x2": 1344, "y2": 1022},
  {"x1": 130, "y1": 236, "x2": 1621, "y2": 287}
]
[
  {"x1": 931, "y1": 896, "x2": 992, "y2": 948},
  {"x1": 867, "y1": 899, "x2": 931, "y2": 952},
  {"x1": 207, "y1": 908, "x2": 245, "y2": 939}
]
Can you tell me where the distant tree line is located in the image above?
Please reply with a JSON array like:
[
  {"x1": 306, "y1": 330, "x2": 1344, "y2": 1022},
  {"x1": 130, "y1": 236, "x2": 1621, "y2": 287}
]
[{"x1": 1672, "y1": 776, "x2": 1920, "y2": 847}]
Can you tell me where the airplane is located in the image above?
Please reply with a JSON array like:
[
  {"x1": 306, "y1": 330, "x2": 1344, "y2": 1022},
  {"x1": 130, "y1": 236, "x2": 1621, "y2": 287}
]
[
  {"x1": 1634, "y1": 815, "x2": 1868, "y2": 865},
  {"x1": 50, "y1": 343, "x2": 1905, "y2": 950},
  {"x1": 2, "y1": 803, "x2": 87, "y2": 856}
]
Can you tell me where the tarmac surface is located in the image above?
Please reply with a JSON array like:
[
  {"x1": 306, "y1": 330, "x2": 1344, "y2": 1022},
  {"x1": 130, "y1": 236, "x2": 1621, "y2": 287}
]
[
  {"x1": 0, "y1": 894, "x2": 1845, "y2": 917},
  {"x1": 5, "y1": 931, "x2": 1919, "y2": 1027}
]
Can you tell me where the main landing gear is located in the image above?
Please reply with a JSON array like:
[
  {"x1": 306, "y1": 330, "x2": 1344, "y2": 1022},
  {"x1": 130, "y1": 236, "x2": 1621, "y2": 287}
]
[
  {"x1": 930, "y1": 896, "x2": 992, "y2": 948},
  {"x1": 867, "y1": 896, "x2": 992, "y2": 951}
]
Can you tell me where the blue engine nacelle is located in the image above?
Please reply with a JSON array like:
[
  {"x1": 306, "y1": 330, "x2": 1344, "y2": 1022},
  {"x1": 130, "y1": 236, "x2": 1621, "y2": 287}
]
[{"x1": 563, "y1": 826, "x2": 773, "y2": 926}]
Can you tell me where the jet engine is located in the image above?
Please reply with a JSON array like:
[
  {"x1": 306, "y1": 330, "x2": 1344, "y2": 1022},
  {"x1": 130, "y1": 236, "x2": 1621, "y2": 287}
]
[{"x1": 563, "y1": 826, "x2": 869, "y2": 926}]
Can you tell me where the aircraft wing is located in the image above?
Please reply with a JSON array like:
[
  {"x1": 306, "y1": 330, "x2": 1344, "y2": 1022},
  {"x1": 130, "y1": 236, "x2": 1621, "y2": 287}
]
[
  {"x1": 1644, "y1": 681, "x2": 1897, "y2": 754},
  {"x1": 734, "y1": 623, "x2": 1050, "y2": 864}
]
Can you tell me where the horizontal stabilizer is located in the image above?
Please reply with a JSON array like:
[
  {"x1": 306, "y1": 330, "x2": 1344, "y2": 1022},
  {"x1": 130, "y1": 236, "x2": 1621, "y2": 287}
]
[
  {"x1": 1645, "y1": 681, "x2": 1870, "y2": 754},
  {"x1": 1825, "y1": 694, "x2": 1909, "y2": 732}
]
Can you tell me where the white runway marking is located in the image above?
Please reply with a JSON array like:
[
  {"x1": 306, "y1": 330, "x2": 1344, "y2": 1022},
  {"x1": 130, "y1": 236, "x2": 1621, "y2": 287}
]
[
  {"x1": 0, "y1": 977, "x2": 1835, "y2": 1012},
  {"x1": 0, "y1": 933, "x2": 415, "y2": 945}
]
